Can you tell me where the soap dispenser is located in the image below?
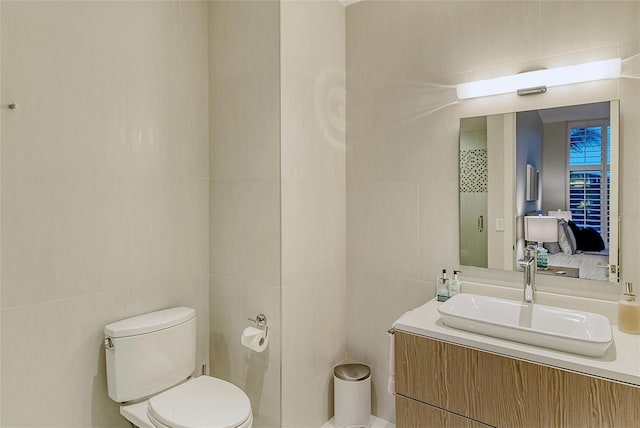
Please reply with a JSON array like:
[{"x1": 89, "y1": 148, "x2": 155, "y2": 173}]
[
  {"x1": 618, "y1": 282, "x2": 640, "y2": 334},
  {"x1": 449, "y1": 270, "x2": 461, "y2": 296},
  {"x1": 437, "y1": 269, "x2": 449, "y2": 302}
]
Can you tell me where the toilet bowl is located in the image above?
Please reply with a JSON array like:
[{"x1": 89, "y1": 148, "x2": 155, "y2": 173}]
[
  {"x1": 120, "y1": 377, "x2": 253, "y2": 428},
  {"x1": 104, "y1": 307, "x2": 253, "y2": 428}
]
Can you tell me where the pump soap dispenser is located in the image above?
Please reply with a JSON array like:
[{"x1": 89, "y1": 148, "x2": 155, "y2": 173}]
[
  {"x1": 437, "y1": 269, "x2": 449, "y2": 302},
  {"x1": 618, "y1": 282, "x2": 640, "y2": 334},
  {"x1": 449, "y1": 270, "x2": 461, "y2": 296}
]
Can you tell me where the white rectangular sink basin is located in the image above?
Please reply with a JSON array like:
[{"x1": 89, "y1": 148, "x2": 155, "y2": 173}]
[{"x1": 438, "y1": 293, "x2": 613, "y2": 357}]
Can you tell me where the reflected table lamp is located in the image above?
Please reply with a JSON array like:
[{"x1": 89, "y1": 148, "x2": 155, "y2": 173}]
[{"x1": 524, "y1": 216, "x2": 559, "y2": 269}]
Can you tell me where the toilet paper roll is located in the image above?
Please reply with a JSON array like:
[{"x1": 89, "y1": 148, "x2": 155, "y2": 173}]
[{"x1": 241, "y1": 327, "x2": 269, "y2": 352}]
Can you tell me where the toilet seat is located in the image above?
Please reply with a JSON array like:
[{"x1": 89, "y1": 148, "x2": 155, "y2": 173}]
[{"x1": 147, "y1": 376, "x2": 253, "y2": 428}]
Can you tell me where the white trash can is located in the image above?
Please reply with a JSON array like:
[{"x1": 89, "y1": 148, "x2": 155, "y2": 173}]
[{"x1": 334, "y1": 363, "x2": 371, "y2": 428}]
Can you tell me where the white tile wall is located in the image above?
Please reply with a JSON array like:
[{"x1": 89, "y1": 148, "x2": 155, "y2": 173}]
[
  {"x1": 280, "y1": 1, "x2": 346, "y2": 427},
  {"x1": 346, "y1": 0, "x2": 640, "y2": 422},
  {"x1": 1, "y1": 1, "x2": 209, "y2": 426},
  {"x1": 208, "y1": 2, "x2": 282, "y2": 427}
]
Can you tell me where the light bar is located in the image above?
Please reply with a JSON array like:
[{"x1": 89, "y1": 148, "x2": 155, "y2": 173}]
[{"x1": 457, "y1": 58, "x2": 621, "y2": 100}]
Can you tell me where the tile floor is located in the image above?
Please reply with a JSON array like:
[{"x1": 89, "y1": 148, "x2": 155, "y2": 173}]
[{"x1": 321, "y1": 415, "x2": 395, "y2": 428}]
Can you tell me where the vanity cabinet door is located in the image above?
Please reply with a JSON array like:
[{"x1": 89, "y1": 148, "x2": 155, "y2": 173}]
[
  {"x1": 396, "y1": 395, "x2": 492, "y2": 428},
  {"x1": 395, "y1": 331, "x2": 640, "y2": 427}
]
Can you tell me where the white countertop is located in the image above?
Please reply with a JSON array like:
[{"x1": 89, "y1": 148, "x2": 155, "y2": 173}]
[{"x1": 394, "y1": 296, "x2": 640, "y2": 387}]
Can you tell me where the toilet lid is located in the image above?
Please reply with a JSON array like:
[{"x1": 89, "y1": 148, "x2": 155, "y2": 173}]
[{"x1": 148, "y1": 376, "x2": 252, "y2": 428}]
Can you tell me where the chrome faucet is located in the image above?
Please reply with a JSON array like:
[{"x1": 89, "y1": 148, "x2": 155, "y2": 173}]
[{"x1": 519, "y1": 246, "x2": 536, "y2": 303}]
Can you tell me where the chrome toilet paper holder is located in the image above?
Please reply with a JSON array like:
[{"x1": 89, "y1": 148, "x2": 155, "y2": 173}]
[{"x1": 248, "y1": 313, "x2": 268, "y2": 339}]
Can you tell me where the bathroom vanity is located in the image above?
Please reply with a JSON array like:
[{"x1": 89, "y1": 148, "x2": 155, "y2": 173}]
[{"x1": 393, "y1": 287, "x2": 640, "y2": 427}]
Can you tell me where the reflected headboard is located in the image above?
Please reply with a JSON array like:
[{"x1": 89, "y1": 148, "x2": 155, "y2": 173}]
[{"x1": 548, "y1": 210, "x2": 572, "y2": 221}]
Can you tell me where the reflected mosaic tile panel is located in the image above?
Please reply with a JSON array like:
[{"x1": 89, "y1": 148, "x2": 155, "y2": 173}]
[{"x1": 459, "y1": 149, "x2": 487, "y2": 193}]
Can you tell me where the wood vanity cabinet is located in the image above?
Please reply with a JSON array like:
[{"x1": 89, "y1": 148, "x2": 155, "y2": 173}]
[{"x1": 395, "y1": 331, "x2": 640, "y2": 428}]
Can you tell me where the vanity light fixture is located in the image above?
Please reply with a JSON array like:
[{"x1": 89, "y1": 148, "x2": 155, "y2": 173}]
[{"x1": 457, "y1": 58, "x2": 621, "y2": 100}]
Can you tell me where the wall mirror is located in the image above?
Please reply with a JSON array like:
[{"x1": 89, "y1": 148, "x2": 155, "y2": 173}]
[{"x1": 459, "y1": 101, "x2": 619, "y2": 284}]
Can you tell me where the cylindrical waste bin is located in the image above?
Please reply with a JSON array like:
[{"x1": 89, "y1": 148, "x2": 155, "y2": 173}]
[{"x1": 334, "y1": 363, "x2": 371, "y2": 428}]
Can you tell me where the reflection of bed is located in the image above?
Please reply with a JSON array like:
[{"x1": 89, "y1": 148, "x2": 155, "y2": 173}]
[{"x1": 547, "y1": 251, "x2": 609, "y2": 281}]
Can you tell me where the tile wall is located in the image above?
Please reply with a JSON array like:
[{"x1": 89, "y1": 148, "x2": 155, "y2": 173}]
[
  {"x1": 0, "y1": 2, "x2": 209, "y2": 426},
  {"x1": 208, "y1": 2, "x2": 282, "y2": 427},
  {"x1": 346, "y1": 0, "x2": 640, "y2": 422},
  {"x1": 280, "y1": 1, "x2": 346, "y2": 426}
]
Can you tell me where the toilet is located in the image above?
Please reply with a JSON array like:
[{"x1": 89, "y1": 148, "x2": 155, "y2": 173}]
[{"x1": 104, "y1": 307, "x2": 253, "y2": 428}]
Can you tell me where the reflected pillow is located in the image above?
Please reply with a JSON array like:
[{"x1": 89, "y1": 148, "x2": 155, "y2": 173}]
[
  {"x1": 543, "y1": 241, "x2": 561, "y2": 254},
  {"x1": 568, "y1": 220, "x2": 581, "y2": 242},
  {"x1": 578, "y1": 227, "x2": 606, "y2": 252},
  {"x1": 558, "y1": 219, "x2": 577, "y2": 255},
  {"x1": 567, "y1": 220, "x2": 606, "y2": 252}
]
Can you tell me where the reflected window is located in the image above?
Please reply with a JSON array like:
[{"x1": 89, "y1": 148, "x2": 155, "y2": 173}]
[{"x1": 568, "y1": 121, "x2": 610, "y2": 243}]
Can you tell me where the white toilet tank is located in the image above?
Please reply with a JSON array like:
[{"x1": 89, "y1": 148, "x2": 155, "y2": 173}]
[{"x1": 104, "y1": 307, "x2": 196, "y2": 403}]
